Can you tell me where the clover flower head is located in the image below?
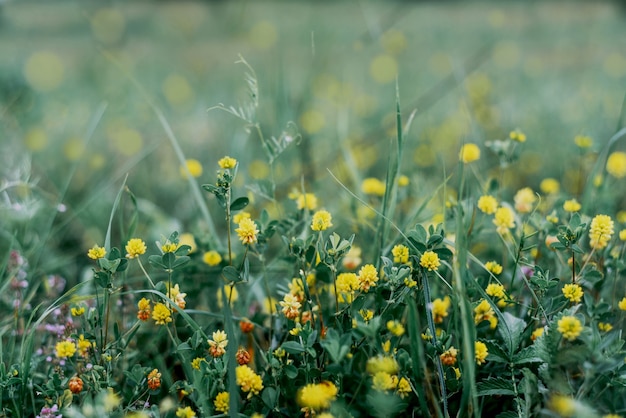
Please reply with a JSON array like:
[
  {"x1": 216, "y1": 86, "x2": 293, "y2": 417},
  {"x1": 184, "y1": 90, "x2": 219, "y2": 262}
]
[
  {"x1": 589, "y1": 214, "x2": 614, "y2": 249},
  {"x1": 562, "y1": 284, "x2": 583, "y2": 303},
  {"x1": 475, "y1": 341, "x2": 488, "y2": 365},
  {"x1": 87, "y1": 244, "x2": 106, "y2": 260},
  {"x1": 311, "y1": 210, "x2": 333, "y2": 231},
  {"x1": 218, "y1": 156, "x2": 237, "y2": 169},
  {"x1": 557, "y1": 315, "x2": 583, "y2": 341},
  {"x1": 477, "y1": 195, "x2": 498, "y2": 214},
  {"x1": 236, "y1": 217, "x2": 259, "y2": 245},
  {"x1": 125, "y1": 238, "x2": 147, "y2": 259},
  {"x1": 459, "y1": 143, "x2": 480, "y2": 163},
  {"x1": 420, "y1": 251, "x2": 440, "y2": 271}
]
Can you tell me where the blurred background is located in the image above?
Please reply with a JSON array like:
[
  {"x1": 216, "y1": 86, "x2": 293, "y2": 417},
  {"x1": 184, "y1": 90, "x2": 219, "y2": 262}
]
[{"x1": 1, "y1": 0, "x2": 625, "y2": 279}]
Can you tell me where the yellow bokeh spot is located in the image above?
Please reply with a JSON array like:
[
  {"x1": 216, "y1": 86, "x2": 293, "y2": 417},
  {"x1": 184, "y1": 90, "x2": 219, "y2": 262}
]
[
  {"x1": 488, "y1": 10, "x2": 506, "y2": 28},
  {"x1": 370, "y1": 54, "x2": 398, "y2": 84},
  {"x1": 181, "y1": 159, "x2": 203, "y2": 178},
  {"x1": 108, "y1": 126, "x2": 143, "y2": 156},
  {"x1": 603, "y1": 53, "x2": 626, "y2": 78},
  {"x1": 24, "y1": 51, "x2": 64, "y2": 92},
  {"x1": 413, "y1": 143, "x2": 437, "y2": 167},
  {"x1": 493, "y1": 41, "x2": 521, "y2": 69},
  {"x1": 428, "y1": 52, "x2": 453, "y2": 75},
  {"x1": 381, "y1": 30, "x2": 407, "y2": 55},
  {"x1": 24, "y1": 127, "x2": 48, "y2": 151},
  {"x1": 64, "y1": 137, "x2": 85, "y2": 161},
  {"x1": 162, "y1": 74, "x2": 194, "y2": 107},
  {"x1": 300, "y1": 109, "x2": 326, "y2": 134},
  {"x1": 353, "y1": 94, "x2": 377, "y2": 118},
  {"x1": 249, "y1": 159, "x2": 270, "y2": 180},
  {"x1": 249, "y1": 21, "x2": 278, "y2": 50},
  {"x1": 90, "y1": 154, "x2": 106, "y2": 170},
  {"x1": 91, "y1": 8, "x2": 126, "y2": 45}
]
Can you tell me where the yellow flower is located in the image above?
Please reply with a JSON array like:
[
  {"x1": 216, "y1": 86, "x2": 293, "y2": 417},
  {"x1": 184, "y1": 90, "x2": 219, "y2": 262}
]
[
  {"x1": 606, "y1": 151, "x2": 626, "y2": 178},
  {"x1": 589, "y1": 214, "x2": 614, "y2": 249},
  {"x1": 180, "y1": 159, "x2": 202, "y2": 178},
  {"x1": 397, "y1": 175, "x2": 410, "y2": 187},
  {"x1": 475, "y1": 341, "x2": 488, "y2": 365},
  {"x1": 357, "y1": 264, "x2": 379, "y2": 292},
  {"x1": 179, "y1": 233, "x2": 196, "y2": 253},
  {"x1": 432, "y1": 296, "x2": 451, "y2": 323},
  {"x1": 598, "y1": 322, "x2": 613, "y2": 332},
  {"x1": 167, "y1": 283, "x2": 187, "y2": 309},
  {"x1": 486, "y1": 283, "x2": 505, "y2": 299},
  {"x1": 235, "y1": 365, "x2": 264, "y2": 397},
  {"x1": 175, "y1": 406, "x2": 196, "y2": 418},
  {"x1": 540, "y1": 178, "x2": 560, "y2": 194},
  {"x1": 137, "y1": 297, "x2": 151, "y2": 321},
  {"x1": 391, "y1": 244, "x2": 409, "y2": 264},
  {"x1": 531, "y1": 327, "x2": 544, "y2": 341},
  {"x1": 563, "y1": 199, "x2": 581, "y2": 212},
  {"x1": 296, "y1": 193, "x2": 318, "y2": 211},
  {"x1": 55, "y1": 340, "x2": 77, "y2": 358},
  {"x1": 514, "y1": 187, "x2": 536, "y2": 213},
  {"x1": 574, "y1": 135, "x2": 593, "y2": 148},
  {"x1": 557, "y1": 315, "x2": 583, "y2": 341},
  {"x1": 218, "y1": 156, "x2": 237, "y2": 169},
  {"x1": 214, "y1": 391, "x2": 229, "y2": 414},
  {"x1": 359, "y1": 309, "x2": 374, "y2": 322},
  {"x1": 152, "y1": 302, "x2": 172, "y2": 325},
  {"x1": 620, "y1": 297, "x2": 626, "y2": 311},
  {"x1": 366, "y1": 355, "x2": 399, "y2": 375},
  {"x1": 562, "y1": 284, "x2": 583, "y2": 303},
  {"x1": 474, "y1": 299, "x2": 495, "y2": 325},
  {"x1": 87, "y1": 244, "x2": 106, "y2": 260},
  {"x1": 386, "y1": 320, "x2": 405, "y2": 337},
  {"x1": 191, "y1": 357, "x2": 204, "y2": 370},
  {"x1": 396, "y1": 376, "x2": 411, "y2": 398},
  {"x1": 509, "y1": 129, "x2": 526, "y2": 143},
  {"x1": 311, "y1": 210, "x2": 333, "y2": 231},
  {"x1": 236, "y1": 218, "x2": 259, "y2": 245},
  {"x1": 477, "y1": 195, "x2": 498, "y2": 214},
  {"x1": 493, "y1": 206, "x2": 515, "y2": 234},
  {"x1": 336, "y1": 272, "x2": 359, "y2": 303},
  {"x1": 372, "y1": 371, "x2": 395, "y2": 391},
  {"x1": 548, "y1": 395, "x2": 575, "y2": 417},
  {"x1": 280, "y1": 293, "x2": 302, "y2": 320},
  {"x1": 161, "y1": 240, "x2": 179, "y2": 253},
  {"x1": 620, "y1": 229, "x2": 626, "y2": 241},
  {"x1": 202, "y1": 250, "x2": 222, "y2": 266},
  {"x1": 297, "y1": 381, "x2": 338, "y2": 411},
  {"x1": 420, "y1": 251, "x2": 440, "y2": 271},
  {"x1": 71, "y1": 306, "x2": 85, "y2": 316},
  {"x1": 361, "y1": 178, "x2": 386, "y2": 196},
  {"x1": 232, "y1": 211, "x2": 251, "y2": 225},
  {"x1": 125, "y1": 238, "x2": 147, "y2": 259},
  {"x1": 459, "y1": 143, "x2": 480, "y2": 163},
  {"x1": 77, "y1": 334, "x2": 94, "y2": 357},
  {"x1": 485, "y1": 261, "x2": 503, "y2": 275}
]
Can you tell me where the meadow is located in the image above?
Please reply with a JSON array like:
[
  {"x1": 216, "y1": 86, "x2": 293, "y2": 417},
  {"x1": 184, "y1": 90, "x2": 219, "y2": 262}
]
[{"x1": 1, "y1": 1, "x2": 626, "y2": 417}]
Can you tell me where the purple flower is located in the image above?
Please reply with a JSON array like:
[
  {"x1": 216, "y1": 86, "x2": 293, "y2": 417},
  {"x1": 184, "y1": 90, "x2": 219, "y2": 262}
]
[{"x1": 36, "y1": 404, "x2": 62, "y2": 418}]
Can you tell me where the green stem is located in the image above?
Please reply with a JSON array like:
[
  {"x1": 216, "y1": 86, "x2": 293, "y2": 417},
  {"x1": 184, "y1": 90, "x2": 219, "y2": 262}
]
[{"x1": 422, "y1": 269, "x2": 449, "y2": 418}]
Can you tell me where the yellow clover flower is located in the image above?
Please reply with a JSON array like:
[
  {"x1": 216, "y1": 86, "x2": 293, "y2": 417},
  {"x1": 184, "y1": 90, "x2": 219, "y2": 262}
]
[
  {"x1": 606, "y1": 151, "x2": 626, "y2": 178},
  {"x1": 152, "y1": 302, "x2": 172, "y2": 325},
  {"x1": 557, "y1": 315, "x2": 583, "y2": 341},
  {"x1": 477, "y1": 195, "x2": 498, "y2": 214},
  {"x1": 125, "y1": 238, "x2": 147, "y2": 259},
  {"x1": 562, "y1": 284, "x2": 583, "y2": 303},
  {"x1": 589, "y1": 214, "x2": 614, "y2": 249},
  {"x1": 87, "y1": 244, "x2": 106, "y2": 260},
  {"x1": 475, "y1": 341, "x2": 488, "y2": 365},
  {"x1": 202, "y1": 250, "x2": 222, "y2": 266},
  {"x1": 493, "y1": 206, "x2": 515, "y2": 234},
  {"x1": 55, "y1": 340, "x2": 77, "y2": 358},
  {"x1": 218, "y1": 156, "x2": 237, "y2": 169},
  {"x1": 311, "y1": 210, "x2": 333, "y2": 231},
  {"x1": 391, "y1": 244, "x2": 409, "y2": 264},
  {"x1": 420, "y1": 250, "x2": 440, "y2": 271},
  {"x1": 214, "y1": 391, "x2": 229, "y2": 414},
  {"x1": 236, "y1": 218, "x2": 259, "y2": 245},
  {"x1": 459, "y1": 143, "x2": 480, "y2": 163},
  {"x1": 563, "y1": 199, "x2": 581, "y2": 213}
]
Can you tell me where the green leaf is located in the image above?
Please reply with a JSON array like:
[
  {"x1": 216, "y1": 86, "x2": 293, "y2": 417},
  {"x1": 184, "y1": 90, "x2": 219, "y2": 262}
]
[
  {"x1": 230, "y1": 196, "x2": 250, "y2": 211},
  {"x1": 202, "y1": 184, "x2": 219, "y2": 194},
  {"x1": 172, "y1": 256, "x2": 190, "y2": 269},
  {"x1": 497, "y1": 312, "x2": 527, "y2": 357},
  {"x1": 222, "y1": 266, "x2": 240, "y2": 282},
  {"x1": 284, "y1": 364, "x2": 298, "y2": 379},
  {"x1": 512, "y1": 345, "x2": 542, "y2": 365},
  {"x1": 261, "y1": 387, "x2": 278, "y2": 409},
  {"x1": 476, "y1": 377, "x2": 515, "y2": 397},
  {"x1": 281, "y1": 341, "x2": 306, "y2": 354},
  {"x1": 148, "y1": 255, "x2": 165, "y2": 269}
]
